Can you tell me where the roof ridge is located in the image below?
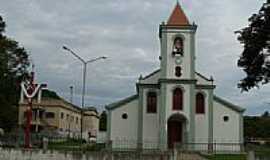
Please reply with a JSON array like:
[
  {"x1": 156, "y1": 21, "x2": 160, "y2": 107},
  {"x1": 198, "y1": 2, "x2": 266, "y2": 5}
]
[
  {"x1": 167, "y1": 2, "x2": 190, "y2": 25},
  {"x1": 106, "y1": 94, "x2": 138, "y2": 110},
  {"x1": 141, "y1": 69, "x2": 161, "y2": 80},
  {"x1": 213, "y1": 95, "x2": 245, "y2": 113},
  {"x1": 195, "y1": 72, "x2": 213, "y2": 82}
]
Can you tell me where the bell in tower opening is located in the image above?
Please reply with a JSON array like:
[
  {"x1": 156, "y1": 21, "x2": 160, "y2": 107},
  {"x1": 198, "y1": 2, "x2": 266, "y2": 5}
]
[{"x1": 172, "y1": 37, "x2": 183, "y2": 56}]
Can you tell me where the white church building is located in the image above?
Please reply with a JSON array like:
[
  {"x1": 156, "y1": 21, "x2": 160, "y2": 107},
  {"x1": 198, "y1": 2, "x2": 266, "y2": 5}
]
[{"x1": 106, "y1": 3, "x2": 245, "y2": 151}]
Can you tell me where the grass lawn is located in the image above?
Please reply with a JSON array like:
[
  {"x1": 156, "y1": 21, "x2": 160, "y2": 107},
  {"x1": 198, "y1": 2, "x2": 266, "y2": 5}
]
[
  {"x1": 246, "y1": 144, "x2": 270, "y2": 157},
  {"x1": 48, "y1": 138, "x2": 105, "y2": 151},
  {"x1": 203, "y1": 154, "x2": 247, "y2": 160}
]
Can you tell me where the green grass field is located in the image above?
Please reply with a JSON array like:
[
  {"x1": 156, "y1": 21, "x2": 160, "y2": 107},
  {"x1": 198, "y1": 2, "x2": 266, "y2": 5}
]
[{"x1": 203, "y1": 154, "x2": 247, "y2": 160}]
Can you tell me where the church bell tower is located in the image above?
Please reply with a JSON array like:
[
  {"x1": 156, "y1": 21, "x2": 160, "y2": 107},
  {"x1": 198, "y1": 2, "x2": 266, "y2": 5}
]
[
  {"x1": 158, "y1": 2, "x2": 198, "y2": 150},
  {"x1": 159, "y1": 2, "x2": 197, "y2": 80}
]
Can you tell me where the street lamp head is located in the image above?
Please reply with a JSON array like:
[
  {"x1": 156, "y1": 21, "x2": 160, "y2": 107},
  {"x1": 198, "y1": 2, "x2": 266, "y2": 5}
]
[{"x1": 63, "y1": 46, "x2": 68, "y2": 50}]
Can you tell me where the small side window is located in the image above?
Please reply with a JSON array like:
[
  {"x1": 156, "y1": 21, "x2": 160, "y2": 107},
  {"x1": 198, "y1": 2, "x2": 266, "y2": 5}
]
[
  {"x1": 122, "y1": 113, "x2": 128, "y2": 119},
  {"x1": 223, "y1": 116, "x2": 229, "y2": 122}
]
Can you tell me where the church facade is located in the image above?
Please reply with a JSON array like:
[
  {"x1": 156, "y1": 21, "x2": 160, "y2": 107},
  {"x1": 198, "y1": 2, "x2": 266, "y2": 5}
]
[{"x1": 106, "y1": 3, "x2": 245, "y2": 151}]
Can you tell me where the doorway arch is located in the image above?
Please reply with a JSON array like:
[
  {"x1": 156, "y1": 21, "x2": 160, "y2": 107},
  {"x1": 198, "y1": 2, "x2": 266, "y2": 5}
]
[{"x1": 167, "y1": 114, "x2": 186, "y2": 149}]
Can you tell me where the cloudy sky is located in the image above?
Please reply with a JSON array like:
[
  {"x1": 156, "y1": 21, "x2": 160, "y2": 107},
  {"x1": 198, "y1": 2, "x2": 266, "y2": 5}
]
[{"x1": 1, "y1": 0, "x2": 269, "y2": 115}]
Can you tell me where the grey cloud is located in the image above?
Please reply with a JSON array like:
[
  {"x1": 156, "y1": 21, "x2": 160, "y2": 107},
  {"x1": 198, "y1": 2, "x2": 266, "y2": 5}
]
[{"x1": 0, "y1": 0, "x2": 269, "y2": 114}]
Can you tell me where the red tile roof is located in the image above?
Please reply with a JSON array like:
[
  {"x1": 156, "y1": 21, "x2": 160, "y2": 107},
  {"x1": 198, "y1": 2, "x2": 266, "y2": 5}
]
[{"x1": 167, "y1": 2, "x2": 190, "y2": 25}]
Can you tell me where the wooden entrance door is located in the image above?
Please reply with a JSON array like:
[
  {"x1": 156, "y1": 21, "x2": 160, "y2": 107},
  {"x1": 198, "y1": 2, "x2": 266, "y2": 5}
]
[{"x1": 168, "y1": 121, "x2": 182, "y2": 149}]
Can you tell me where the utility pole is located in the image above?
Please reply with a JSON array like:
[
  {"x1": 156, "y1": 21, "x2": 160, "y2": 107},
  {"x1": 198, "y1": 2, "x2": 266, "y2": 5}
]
[
  {"x1": 62, "y1": 46, "x2": 107, "y2": 140},
  {"x1": 70, "y1": 86, "x2": 73, "y2": 104}
]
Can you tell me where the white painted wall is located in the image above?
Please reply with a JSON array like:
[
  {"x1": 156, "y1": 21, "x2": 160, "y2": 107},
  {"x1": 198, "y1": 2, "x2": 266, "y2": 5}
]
[
  {"x1": 164, "y1": 30, "x2": 195, "y2": 80},
  {"x1": 195, "y1": 74, "x2": 212, "y2": 85},
  {"x1": 110, "y1": 99, "x2": 139, "y2": 148},
  {"x1": 165, "y1": 83, "x2": 191, "y2": 145},
  {"x1": 213, "y1": 100, "x2": 241, "y2": 151},
  {"x1": 140, "y1": 71, "x2": 160, "y2": 84},
  {"x1": 165, "y1": 84, "x2": 190, "y2": 122},
  {"x1": 194, "y1": 90, "x2": 209, "y2": 143},
  {"x1": 142, "y1": 88, "x2": 159, "y2": 148}
]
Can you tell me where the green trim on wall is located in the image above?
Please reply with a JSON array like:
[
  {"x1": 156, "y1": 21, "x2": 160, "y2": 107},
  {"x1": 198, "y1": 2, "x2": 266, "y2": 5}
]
[
  {"x1": 136, "y1": 83, "x2": 160, "y2": 89},
  {"x1": 107, "y1": 110, "x2": 112, "y2": 142},
  {"x1": 160, "y1": 27, "x2": 167, "y2": 79},
  {"x1": 189, "y1": 84, "x2": 195, "y2": 145},
  {"x1": 159, "y1": 79, "x2": 197, "y2": 84},
  {"x1": 195, "y1": 72, "x2": 213, "y2": 82},
  {"x1": 137, "y1": 87, "x2": 144, "y2": 149},
  {"x1": 213, "y1": 95, "x2": 245, "y2": 113},
  {"x1": 190, "y1": 31, "x2": 196, "y2": 79},
  {"x1": 196, "y1": 85, "x2": 216, "y2": 89},
  {"x1": 160, "y1": 24, "x2": 198, "y2": 31},
  {"x1": 208, "y1": 90, "x2": 214, "y2": 148},
  {"x1": 239, "y1": 113, "x2": 244, "y2": 145},
  {"x1": 106, "y1": 95, "x2": 138, "y2": 111},
  {"x1": 141, "y1": 69, "x2": 161, "y2": 80},
  {"x1": 159, "y1": 83, "x2": 167, "y2": 150}
]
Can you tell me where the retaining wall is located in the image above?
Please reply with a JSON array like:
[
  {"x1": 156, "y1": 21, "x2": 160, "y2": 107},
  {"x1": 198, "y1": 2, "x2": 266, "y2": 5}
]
[{"x1": 0, "y1": 148, "x2": 173, "y2": 160}]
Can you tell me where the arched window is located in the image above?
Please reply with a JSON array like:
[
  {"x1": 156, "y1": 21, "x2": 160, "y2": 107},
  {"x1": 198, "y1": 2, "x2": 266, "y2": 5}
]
[
  {"x1": 172, "y1": 37, "x2": 184, "y2": 56},
  {"x1": 175, "y1": 66, "x2": 182, "y2": 77},
  {"x1": 196, "y1": 93, "x2": 205, "y2": 114},
  {"x1": 173, "y1": 88, "x2": 183, "y2": 110},
  {"x1": 147, "y1": 92, "x2": 157, "y2": 113}
]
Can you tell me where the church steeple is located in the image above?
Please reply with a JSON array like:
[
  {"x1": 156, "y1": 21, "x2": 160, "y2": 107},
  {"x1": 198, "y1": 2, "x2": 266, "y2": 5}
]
[
  {"x1": 159, "y1": 2, "x2": 196, "y2": 80},
  {"x1": 167, "y1": 2, "x2": 190, "y2": 25}
]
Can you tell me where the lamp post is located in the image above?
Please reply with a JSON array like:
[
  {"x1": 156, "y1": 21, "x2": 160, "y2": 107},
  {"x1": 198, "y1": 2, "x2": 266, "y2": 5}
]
[{"x1": 62, "y1": 46, "x2": 107, "y2": 140}]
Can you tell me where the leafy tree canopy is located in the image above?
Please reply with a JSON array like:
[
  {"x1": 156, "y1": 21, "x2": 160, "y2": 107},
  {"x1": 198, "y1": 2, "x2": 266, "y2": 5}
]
[
  {"x1": 0, "y1": 15, "x2": 30, "y2": 132},
  {"x1": 262, "y1": 111, "x2": 270, "y2": 117},
  {"x1": 42, "y1": 90, "x2": 61, "y2": 100},
  {"x1": 236, "y1": 0, "x2": 270, "y2": 91},
  {"x1": 244, "y1": 113, "x2": 270, "y2": 139}
]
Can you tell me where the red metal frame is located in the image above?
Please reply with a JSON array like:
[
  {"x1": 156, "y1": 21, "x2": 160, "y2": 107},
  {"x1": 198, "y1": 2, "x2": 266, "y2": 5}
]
[{"x1": 24, "y1": 72, "x2": 36, "y2": 148}]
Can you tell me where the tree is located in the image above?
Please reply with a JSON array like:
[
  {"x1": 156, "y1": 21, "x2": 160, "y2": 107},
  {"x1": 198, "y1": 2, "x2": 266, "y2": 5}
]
[
  {"x1": 262, "y1": 111, "x2": 269, "y2": 117},
  {"x1": 0, "y1": 15, "x2": 30, "y2": 132},
  {"x1": 244, "y1": 116, "x2": 270, "y2": 139},
  {"x1": 236, "y1": 0, "x2": 270, "y2": 91},
  {"x1": 99, "y1": 111, "x2": 107, "y2": 131}
]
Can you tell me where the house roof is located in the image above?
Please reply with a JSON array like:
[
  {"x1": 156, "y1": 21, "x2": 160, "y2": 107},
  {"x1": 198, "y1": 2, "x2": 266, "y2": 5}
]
[
  {"x1": 83, "y1": 106, "x2": 98, "y2": 114},
  {"x1": 106, "y1": 95, "x2": 138, "y2": 110},
  {"x1": 167, "y1": 2, "x2": 190, "y2": 26},
  {"x1": 213, "y1": 95, "x2": 245, "y2": 113}
]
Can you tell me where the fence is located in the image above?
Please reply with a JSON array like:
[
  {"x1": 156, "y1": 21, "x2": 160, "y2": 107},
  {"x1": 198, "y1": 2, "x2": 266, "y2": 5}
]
[
  {"x1": 0, "y1": 134, "x2": 245, "y2": 153},
  {"x1": 175, "y1": 142, "x2": 244, "y2": 154}
]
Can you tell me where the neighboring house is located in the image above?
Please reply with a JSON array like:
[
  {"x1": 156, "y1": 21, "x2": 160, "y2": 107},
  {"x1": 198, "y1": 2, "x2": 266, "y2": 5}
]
[
  {"x1": 83, "y1": 107, "x2": 100, "y2": 141},
  {"x1": 18, "y1": 90, "x2": 99, "y2": 140},
  {"x1": 106, "y1": 3, "x2": 245, "y2": 151}
]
